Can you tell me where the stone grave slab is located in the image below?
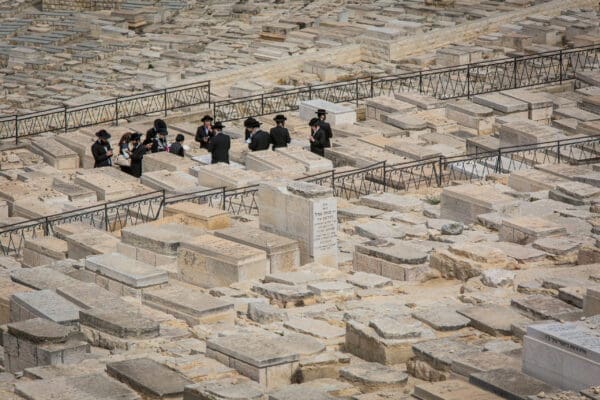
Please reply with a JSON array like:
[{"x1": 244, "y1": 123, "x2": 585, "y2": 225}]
[
  {"x1": 412, "y1": 306, "x2": 470, "y2": 331},
  {"x1": 275, "y1": 146, "x2": 334, "y2": 172},
  {"x1": 473, "y1": 92, "x2": 528, "y2": 116},
  {"x1": 142, "y1": 151, "x2": 197, "y2": 174},
  {"x1": 470, "y1": 368, "x2": 557, "y2": 400},
  {"x1": 360, "y1": 192, "x2": 423, "y2": 213},
  {"x1": 414, "y1": 380, "x2": 504, "y2": 400},
  {"x1": 458, "y1": 305, "x2": 531, "y2": 336},
  {"x1": 79, "y1": 307, "x2": 159, "y2": 341},
  {"x1": 366, "y1": 96, "x2": 417, "y2": 121},
  {"x1": 64, "y1": 230, "x2": 119, "y2": 260},
  {"x1": 499, "y1": 216, "x2": 566, "y2": 244},
  {"x1": 499, "y1": 120, "x2": 565, "y2": 147},
  {"x1": 29, "y1": 137, "x2": 79, "y2": 170},
  {"x1": 252, "y1": 282, "x2": 315, "y2": 308},
  {"x1": 451, "y1": 351, "x2": 521, "y2": 377},
  {"x1": 178, "y1": 234, "x2": 267, "y2": 288},
  {"x1": 10, "y1": 289, "x2": 80, "y2": 325},
  {"x1": 142, "y1": 285, "x2": 234, "y2": 326},
  {"x1": 340, "y1": 362, "x2": 408, "y2": 392},
  {"x1": 508, "y1": 168, "x2": 568, "y2": 192},
  {"x1": 511, "y1": 295, "x2": 583, "y2": 321},
  {"x1": 11, "y1": 267, "x2": 80, "y2": 290},
  {"x1": 299, "y1": 99, "x2": 356, "y2": 127},
  {"x1": 56, "y1": 282, "x2": 129, "y2": 311},
  {"x1": 140, "y1": 170, "x2": 201, "y2": 194},
  {"x1": 284, "y1": 318, "x2": 345, "y2": 346},
  {"x1": 584, "y1": 287, "x2": 600, "y2": 317},
  {"x1": 183, "y1": 378, "x2": 264, "y2": 400},
  {"x1": 246, "y1": 150, "x2": 306, "y2": 173},
  {"x1": 354, "y1": 240, "x2": 429, "y2": 281},
  {"x1": 264, "y1": 271, "x2": 322, "y2": 286},
  {"x1": 214, "y1": 226, "x2": 300, "y2": 274},
  {"x1": 107, "y1": 358, "x2": 193, "y2": 399},
  {"x1": 503, "y1": 89, "x2": 554, "y2": 122},
  {"x1": 441, "y1": 184, "x2": 519, "y2": 224},
  {"x1": 395, "y1": 92, "x2": 444, "y2": 110},
  {"x1": 446, "y1": 100, "x2": 494, "y2": 134},
  {"x1": 163, "y1": 201, "x2": 231, "y2": 230},
  {"x1": 121, "y1": 222, "x2": 205, "y2": 256},
  {"x1": 85, "y1": 252, "x2": 168, "y2": 288},
  {"x1": 197, "y1": 163, "x2": 261, "y2": 189},
  {"x1": 73, "y1": 172, "x2": 129, "y2": 201},
  {"x1": 347, "y1": 272, "x2": 392, "y2": 289}
]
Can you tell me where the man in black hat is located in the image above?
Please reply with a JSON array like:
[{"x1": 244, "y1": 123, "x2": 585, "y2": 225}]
[
  {"x1": 308, "y1": 117, "x2": 328, "y2": 157},
  {"x1": 196, "y1": 115, "x2": 213, "y2": 149},
  {"x1": 243, "y1": 117, "x2": 255, "y2": 143},
  {"x1": 129, "y1": 133, "x2": 153, "y2": 177},
  {"x1": 152, "y1": 123, "x2": 169, "y2": 153},
  {"x1": 270, "y1": 114, "x2": 291, "y2": 150},
  {"x1": 208, "y1": 121, "x2": 230, "y2": 164},
  {"x1": 316, "y1": 109, "x2": 332, "y2": 142},
  {"x1": 92, "y1": 129, "x2": 113, "y2": 168},
  {"x1": 248, "y1": 119, "x2": 271, "y2": 151},
  {"x1": 169, "y1": 134, "x2": 186, "y2": 157}
]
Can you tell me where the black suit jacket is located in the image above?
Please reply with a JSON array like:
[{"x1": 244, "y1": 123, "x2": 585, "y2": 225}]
[
  {"x1": 248, "y1": 130, "x2": 271, "y2": 151},
  {"x1": 269, "y1": 126, "x2": 291, "y2": 150},
  {"x1": 319, "y1": 120, "x2": 332, "y2": 140},
  {"x1": 130, "y1": 143, "x2": 146, "y2": 177},
  {"x1": 91, "y1": 140, "x2": 112, "y2": 168},
  {"x1": 208, "y1": 133, "x2": 230, "y2": 164},
  {"x1": 196, "y1": 125, "x2": 212, "y2": 149},
  {"x1": 309, "y1": 128, "x2": 328, "y2": 157}
]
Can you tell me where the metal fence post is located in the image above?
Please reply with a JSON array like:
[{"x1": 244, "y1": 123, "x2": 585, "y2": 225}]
[
  {"x1": 115, "y1": 98, "x2": 119, "y2": 126},
  {"x1": 104, "y1": 203, "x2": 109, "y2": 231},
  {"x1": 382, "y1": 161, "x2": 387, "y2": 192},
  {"x1": 44, "y1": 217, "x2": 50, "y2": 236},
  {"x1": 331, "y1": 169, "x2": 335, "y2": 191},
  {"x1": 14, "y1": 115, "x2": 18, "y2": 145},
  {"x1": 308, "y1": 85, "x2": 312, "y2": 100},
  {"x1": 355, "y1": 78, "x2": 359, "y2": 107},
  {"x1": 559, "y1": 50, "x2": 563, "y2": 84},
  {"x1": 163, "y1": 89, "x2": 168, "y2": 117},
  {"x1": 419, "y1": 71, "x2": 423, "y2": 94},
  {"x1": 557, "y1": 140, "x2": 561, "y2": 163},
  {"x1": 207, "y1": 81, "x2": 211, "y2": 105},
  {"x1": 496, "y1": 149, "x2": 502, "y2": 173},
  {"x1": 64, "y1": 107, "x2": 68, "y2": 133},
  {"x1": 513, "y1": 57, "x2": 518, "y2": 88},
  {"x1": 466, "y1": 64, "x2": 471, "y2": 99},
  {"x1": 370, "y1": 76, "x2": 374, "y2": 98},
  {"x1": 436, "y1": 156, "x2": 443, "y2": 187},
  {"x1": 260, "y1": 93, "x2": 265, "y2": 116},
  {"x1": 213, "y1": 102, "x2": 217, "y2": 121},
  {"x1": 221, "y1": 187, "x2": 226, "y2": 210}
]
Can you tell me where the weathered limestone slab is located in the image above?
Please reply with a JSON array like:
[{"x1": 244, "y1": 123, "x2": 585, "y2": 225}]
[
  {"x1": 22, "y1": 237, "x2": 68, "y2": 268},
  {"x1": 55, "y1": 132, "x2": 96, "y2": 169},
  {"x1": 354, "y1": 240, "x2": 429, "y2": 281},
  {"x1": 430, "y1": 243, "x2": 515, "y2": 281},
  {"x1": 258, "y1": 181, "x2": 337, "y2": 267},
  {"x1": 470, "y1": 368, "x2": 557, "y2": 399},
  {"x1": 56, "y1": 282, "x2": 129, "y2": 311},
  {"x1": 385, "y1": 141, "x2": 442, "y2": 161},
  {"x1": 184, "y1": 378, "x2": 264, "y2": 400},
  {"x1": 4, "y1": 318, "x2": 88, "y2": 374},
  {"x1": 206, "y1": 332, "x2": 324, "y2": 389},
  {"x1": 472, "y1": 92, "x2": 528, "y2": 117},
  {"x1": 85, "y1": 253, "x2": 168, "y2": 288},
  {"x1": 347, "y1": 272, "x2": 392, "y2": 289},
  {"x1": 535, "y1": 163, "x2": 600, "y2": 187},
  {"x1": 215, "y1": 226, "x2": 300, "y2": 274},
  {"x1": 414, "y1": 380, "x2": 504, "y2": 400},
  {"x1": 15, "y1": 373, "x2": 140, "y2": 400},
  {"x1": 142, "y1": 151, "x2": 197, "y2": 174},
  {"x1": 499, "y1": 120, "x2": 565, "y2": 147},
  {"x1": 412, "y1": 337, "x2": 480, "y2": 372},
  {"x1": 197, "y1": 163, "x2": 261, "y2": 189},
  {"x1": 275, "y1": 146, "x2": 334, "y2": 172},
  {"x1": 142, "y1": 285, "x2": 234, "y2": 326},
  {"x1": 299, "y1": 99, "x2": 356, "y2": 127},
  {"x1": 73, "y1": 172, "x2": 129, "y2": 201},
  {"x1": 458, "y1": 304, "x2": 531, "y2": 336},
  {"x1": 384, "y1": 113, "x2": 428, "y2": 131},
  {"x1": 451, "y1": 351, "x2": 521, "y2": 377},
  {"x1": 141, "y1": 170, "x2": 201, "y2": 194},
  {"x1": 523, "y1": 322, "x2": 600, "y2": 390},
  {"x1": 121, "y1": 222, "x2": 205, "y2": 256},
  {"x1": 550, "y1": 181, "x2": 600, "y2": 205},
  {"x1": 499, "y1": 216, "x2": 567, "y2": 244},
  {"x1": 246, "y1": 150, "x2": 307, "y2": 173},
  {"x1": 446, "y1": 100, "x2": 494, "y2": 134},
  {"x1": 340, "y1": 362, "x2": 408, "y2": 392},
  {"x1": 29, "y1": 137, "x2": 79, "y2": 170},
  {"x1": 284, "y1": 318, "x2": 345, "y2": 346},
  {"x1": 107, "y1": 358, "x2": 193, "y2": 399},
  {"x1": 10, "y1": 289, "x2": 80, "y2": 325},
  {"x1": 366, "y1": 96, "x2": 417, "y2": 121},
  {"x1": 178, "y1": 234, "x2": 268, "y2": 288},
  {"x1": 164, "y1": 202, "x2": 231, "y2": 230},
  {"x1": 395, "y1": 92, "x2": 444, "y2": 110},
  {"x1": 79, "y1": 307, "x2": 159, "y2": 340},
  {"x1": 360, "y1": 192, "x2": 423, "y2": 213},
  {"x1": 511, "y1": 295, "x2": 582, "y2": 321},
  {"x1": 440, "y1": 184, "x2": 519, "y2": 224},
  {"x1": 508, "y1": 168, "x2": 569, "y2": 192},
  {"x1": 503, "y1": 89, "x2": 554, "y2": 122},
  {"x1": 252, "y1": 282, "x2": 316, "y2": 308},
  {"x1": 65, "y1": 231, "x2": 119, "y2": 260},
  {"x1": 412, "y1": 307, "x2": 470, "y2": 331},
  {"x1": 0, "y1": 277, "x2": 31, "y2": 324},
  {"x1": 248, "y1": 302, "x2": 288, "y2": 324},
  {"x1": 10, "y1": 267, "x2": 80, "y2": 291},
  {"x1": 584, "y1": 287, "x2": 600, "y2": 317}
]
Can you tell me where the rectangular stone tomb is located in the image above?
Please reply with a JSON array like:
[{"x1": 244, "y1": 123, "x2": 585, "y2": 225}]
[
  {"x1": 472, "y1": 92, "x2": 528, "y2": 117},
  {"x1": 469, "y1": 368, "x2": 557, "y2": 400},
  {"x1": 121, "y1": 222, "x2": 206, "y2": 256},
  {"x1": 502, "y1": 89, "x2": 554, "y2": 122},
  {"x1": 10, "y1": 289, "x2": 80, "y2": 325},
  {"x1": 140, "y1": 170, "x2": 201, "y2": 194},
  {"x1": 499, "y1": 120, "x2": 565, "y2": 148},
  {"x1": 52, "y1": 178, "x2": 96, "y2": 202},
  {"x1": 508, "y1": 168, "x2": 569, "y2": 192},
  {"x1": 584, "y1": 287, "x2": 600, "y2": 317},
  {"x1": 523, "y1": 322, "x2": 600, "y2": 390},
  {"x1": 499, "y1": 216, "x2": 566, "y2": 245},
  {"x1": 142, "y1": 151, "x2": 197, "y2": 174},
  {"x1": 366, "y1": 96, "x2": 417, "y2": 121},
  {"x1": 73, "y1": 172, "x2": 130, "y2": 201},
  {"x1": 446, "y1": 100, "x2": 494, "y2": 135},
  {"x1": 107, "y1": 358, "x2": 193, "y2": 399},
  {"x1": 440, "y1": 184, "x2": 520, "y2": 224},
  {"x1": 3, "y1": 318, "x2": 89, "y2": 374},
  {"x1": 55, "y1": 132, "x2": 96, "y2": 169},
  {"x1": 246, "y1": 150, "x2": 307, "y2": 173},
  {"x1": 258, "y1": 181, "x2": 337, "y2": 267},
  {"x1": 353, "y1": 241, "x2": 429, "y2": 281},
  {"x1": 85, "y1": 252, "x2": 168, "y2": 289},
  {"x1": 299, "y1": 99, "x2": 356, "y2": 127},
  {"x1": 142, "y1": 286, "x2": 234, "y2": 326},
  {"x1": 206, "y1": 332, "x2": 324, "y2": 389},
  {"x1": 275, "y1": 146, "x2": 334, "y2": 172},
  {"x1": 22, "y1": 236, "x2": 68, "y2": 268},
  {"x1": 214, "y1": 226, "x2": 300, "y2": 274},
  {"x1": 163, "y1": 201, "x2": 231, "y2": 230},
  {"x1": 177, "y1": 234, "x2": 268, "y2": 288},
  {"x1": 196, "y1": 163, "x2": 261, "y2": 189},
  {"x1": 64, "y1": 230, "x2": 120, "y2": 260},
  {"x1": 29, "y1": 137, "x2": 80, "y2": 170}
]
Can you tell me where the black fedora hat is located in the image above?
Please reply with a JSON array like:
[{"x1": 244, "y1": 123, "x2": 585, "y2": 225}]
[
  {"x1": 273, "y1": 114, "x2": 287, "y2": 122},
  {"x1": 212, "y1": 121, "x2": 225, "y2": 130},
  {"x1": 244, "y1": 117, "x2": 256, "y2": 128},
  {"x1": 96, "y1": 129, "x2": 111, "y2": 139},
  {"x1": 201, "y1": 115, "x2": 214, "y2": 122},
  {"x1": 154, "y1": 118, "x2": 168, "y2": 135},
  {"x1": 130, "y1": 133, "x2": 141, "y2": 141},
  {"x1": 308, "y1": 117, "x2": 320, "y2": 127},
  {"x1": 316, "y1": 109, "x2": 327, "y2": 115}
]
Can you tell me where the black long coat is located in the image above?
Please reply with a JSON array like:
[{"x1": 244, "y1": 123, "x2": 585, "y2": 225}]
[
  {"x1": 269, "y1": 126, "x2": 291, "y2": 150},
  {"x1": 196, "y1": 125, "x2": 213, "y2": 149},
  {"x1": 309, "y1": 128, "x2": 329, "y2": 157},
  {"x1": 130, "y1": 143, "x2": 146, "y2": 177},
  {"x1": 91, "y1": 140, "x2": 112, "y2": 168},
  {"x1": 208, "y1": 133, "x2": 230, "y2": 164},
  {"x1": 248, "y1": 130, "x2": 271, "y2": 151},
  {"x1": 319, "y1": 120, "x2": 333, "y2": 140}
]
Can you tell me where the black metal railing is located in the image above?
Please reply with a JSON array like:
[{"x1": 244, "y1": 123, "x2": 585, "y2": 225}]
[
  {"x1": 213, "y1": 45, "x2": 600, "y2": 121},
  {"x1": 0, "y1": 81, "x2": 211, "y2": 143}
]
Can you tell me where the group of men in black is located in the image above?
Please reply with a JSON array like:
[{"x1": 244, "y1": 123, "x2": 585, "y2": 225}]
[{"x1": 92, "y1": 108, "x2": 333, "y2": 176}]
